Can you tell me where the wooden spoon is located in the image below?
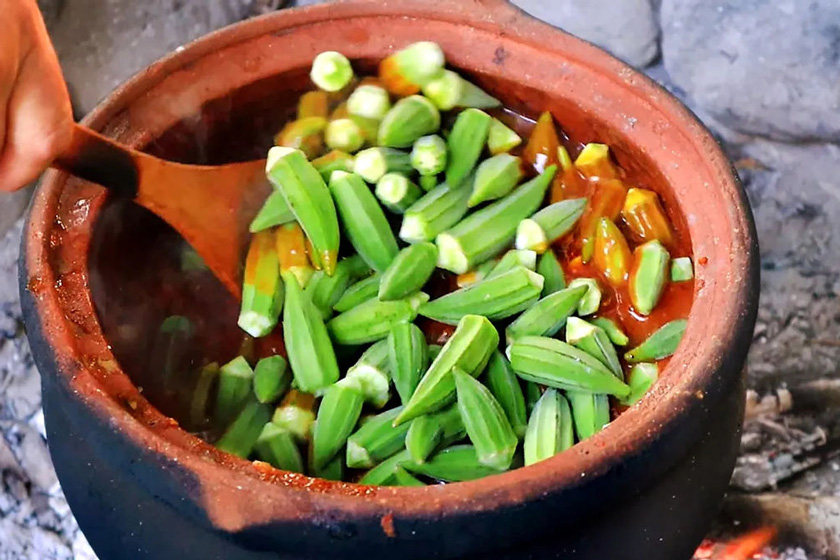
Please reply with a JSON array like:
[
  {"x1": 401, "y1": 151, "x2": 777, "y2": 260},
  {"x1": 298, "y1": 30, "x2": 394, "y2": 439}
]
[{"x1": 53, "y1": 123, "x2": 270, "y2": 296}]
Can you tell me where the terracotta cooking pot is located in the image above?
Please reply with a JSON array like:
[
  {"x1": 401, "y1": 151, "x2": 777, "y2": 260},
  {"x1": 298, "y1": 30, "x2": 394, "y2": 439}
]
[{"x1": 20, "y1": 1, "x2": 759, "y2": 559}]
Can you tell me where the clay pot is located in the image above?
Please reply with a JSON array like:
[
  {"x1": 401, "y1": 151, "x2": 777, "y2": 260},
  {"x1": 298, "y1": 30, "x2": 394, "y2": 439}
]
[{"x1": 20, "y1": 1, "x2": 758, "y2": 559}]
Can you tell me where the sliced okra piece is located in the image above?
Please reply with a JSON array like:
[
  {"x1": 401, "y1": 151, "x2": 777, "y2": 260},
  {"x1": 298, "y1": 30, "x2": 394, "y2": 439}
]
[
  {"x1": 347, "y1": 407, "x2": 411, "y2": 468},
  {"x1": 481, "y1": 351, "x2": 528, "y2": 439},
  {"x1": 272, "y1": 389, "x2": 316, "y2": 442},
  {"x1": 375, "y1": 173, "x2": 423, "y2": 214},
  {"x1": 266, "y1": 147, "x2": 340, "y2": 275},
  {"x1": 505, "y1": 284, "x2": 588, "y2": 345},
  {"x1": 346, "y1": 340, "x2": 392, "y2": 409},
  {"x1": 333, "y1": 274, "x2": 381, "y2": 313},
  {"x1": 239, "y1": 231, "x2": 283, "y2": 338},
  {"x1": 329, "y1": 171, "x2": 399, "y2": 272},
  {"x1": 506, "y1": 336, "x2": 630, "y2": 398},
  {"x1": 275, "y1": 116, "x2": 327, "y2": 159},
  {"x1": 275, "y1": 222, "x2": 314, "y2": 289},
  {"x1": 311, "y1": 150, "x2": 355, "y2": 182},
  {"x1": 621, "y1": 187, "x2": 674, "y2": 246},
  {"x1": 189, "y1": 362, "x2": 219, "y2": 429},
  {"x1": 297, "y1": 91, "x2": 329, "y2": 120},
  {"x1": 516, "y1": 198, "x2": 587, "y2": 254},
  {"x1": 487, "y1": 118, "x2": 522, "y2": 155},
  {"x1": 624, "y1": 319, "x2": 687, "y2": 363},
  {"x1": 567, "y1": 391, "x2": 611, "y2": 441},
  {"x1": 591, "y1": 317, "x2": 630, "y2": 347},
  {"x1": 574, "y1": 143, "x2": 619, "y2": 180},
  {"x1": 457, "y1": 258, "x2": 499, "y2": 288},
  {"x1": 428, "y1": 344, "x2": 443, "y2": 362},
  {"x1": 347, "y1": 84, "x2": 391, "y2": 121},
  {"x1": 253, "y1": 355, "x2": 291, "y2": 404},
  {"x1": 422, "y1": 69, "x2": 500, "y2": 111},
  {"x1": 310, "y1": 51, "x2": 354, "y2": 92},
  {"x1": 216, "y1": 399, "x2": 272, "y2": 458},
  {"x1": 395, "y1": 315, "x2": 498, "y2": 425},
  {"x1": 402, "y1": 445, "x2": 503, "y2": 482},
  {"x1": 328, "y1": 292, "x2": 428, "y2": 346},
  {"x1": 378, "y1": 95, "x2": 441, "y2": 148},
  {"x1": 579, "y1": 178, "x2": 627, "y2": 263},
  {"x1": 325, "y1": 118, "x2": 364, "y2": 153},
  {"x1": 311, "y1": 377, "x2": 364, "y2": 470},
  {"x1": 354, "y1": 147, "x2": 413, "y2": 184},
  {"x1": 621, "y1": 363, "x2": 660, "y2": 406},
  {"x1": 593, "y1": 217, "x2": 633, "y2": 287},
  {"x1": 567, "y1": 277, "x2": 602, "y2": 316},
  {"x1": 305, "y1": 258, "x2": 354, "y2": 320},
  {"x1": 419, "y1": 174, "x2": 439, "y2": 192},
  {"x1": 629, "y1": 240, "x2": 670, "y2": 316},
  {"x1": 411, "y1": 134, "x2": 447, "y2": 177},
  {"x1": 524, "y1": 380, "x2": 542, "y2": 416},
  {"x1": 249, "y1": 191, "x2": 295, "y2": 233},
  {"x1": 312, "y1": 453, "x2": 345, "y2": 481},
  {"x1": 405, "y1": 415, "x2": 443, "y2": 464},
  {"x1": 486, "y1": 250, "x2": 537, "y2": 279},
  {"x1": 524, "y1": 388, "x2": 573, "y2": 466},
  {"x1": 379, "y1": 243, "x2": 438, "y2": 301},
  {"x1": 537, "y1": 251, "x2": 566, "y2": 295},
  {"x1": 400, "y1": 181, "x2": 472, "y2": 244},
  {"x1": 215, "y1": 356, "x2": 255, "y2": 427},
  {"x1": 388, "y1": 322, "x2": 430, "y2": 405},
  {"x1": 671, "y1": 256, "x2": 694, "y2": 283},
  {"x1": 392, "y1": 467, "x2": 426, "y2": 487},
  {"x1": 358, "y1": 450, "x2": 411, "y2": 486},
  {"x1": 254, "y1": 423, "x2": 305, "y2": 473},
  {"x1": 378, "y1": 41, "x2": 445, "y2": 95},
  {"x1": 445, "y1": 108, "x2": 492, "y2": 189},
  {"x1": 522, "y1": 112, "x2": 560, "y2": 175},
  {"x1": 436, "y1": 166, "x2": 557, "y2": 274},
  {"x1": 419, "y1": 267, "x2": 544, "y2": 325},
  {"x1": 468, "y1": 153, "x2": 523, "y2": 207},
  {"x1": 566, "y1": 317, "x2": 623, "y2": 379}
]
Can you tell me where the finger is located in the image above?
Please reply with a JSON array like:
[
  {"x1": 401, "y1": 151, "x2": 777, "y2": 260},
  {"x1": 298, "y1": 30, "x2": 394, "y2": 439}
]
[{"x1": 0, "y1": 10, "x2": 22, "y2": 161}]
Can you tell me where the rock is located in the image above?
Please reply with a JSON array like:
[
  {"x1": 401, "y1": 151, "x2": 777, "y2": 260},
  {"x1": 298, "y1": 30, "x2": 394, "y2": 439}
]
[
  {"x1": 661, "y1": 0, "x2": 840, "y2": 142},
  {"x1": 511, "y1": 0, "x2": 660, "y2": 67},
  {"x1": 0, "y1": 187, "x2": 31, "y2": 239}
]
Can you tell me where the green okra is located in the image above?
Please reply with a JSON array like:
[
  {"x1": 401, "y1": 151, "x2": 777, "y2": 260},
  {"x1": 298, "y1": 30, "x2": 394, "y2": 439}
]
[
  {"x1": 487, "y1": 118, "x2": 522, "y2": 155},
  {"x1": 567, "y1": 277, "x2": 602, "y2": 316},
  {"x1": 567, "y1": 391, "x2": 611, "y2": 442},
  {"x1": 481, "y1": 351, "x2": 528, "y2": 439},
  {"x1": 254, "y1": 423, "x2": 305, "y2": 473},
  {"x1": 333, "y1": 274, "x2": 381, "y2": 313},
  {"x1": 419, "y1": 267, "x2": 544, "y2": 325},
  {"x1": 507, "y1": 336, "x2": 631, "y2": 398},
  {"x1": 402, "y1": 445, "x2": 503, "y2": 482},
  {"x1": 419, "y1": 174, "x2": 439, "y2": 192},
  {"x1": 384, "y1": 41, "x2": 445, "y2": 87},
  {"x1": 537, "y1": 251, "x2": 567, "y2": 295},
  {"x1": 421, "y1": 69, "x2": 500, "y2": 111},
  {"x1": 311, "y1": 377, "x2": 365, "y2": 470},
  {"x1": 399, "y1": 181, "x2": 472, "y2": 244},
  {"x1": 378, "y1": 95, "x2": 441, "y2": 148},
  {"x1": 445, "y1": 108, "x2": 492, "y2": 188},
  {"x1": 591, "y1": 317, "x2": 630, "y2": 347},
  {"x1": 266, "y1": 147, "x2": 340, "y2": 275},
  {"x1": 253, "y1": 355, "x2": 291, "y2": 404},
  {"x1": 428, "y1": 344, "x2": 443, "y2": 361},
  {"x1": 354, "y1": 147, "x2": 413, "y2": 184},
  {"x1": 405, "y1": 415, "x2": 443, "y2": 464},
  {"x1": 190, "y1": 362, "x2": 219, "y2": 428},
  {"x1": 347, "y1": 407, "x2": 411, "y2": 468},
  {"x1": 305, "y1": 258, "x2": 353, "y2": 320},
  {"x1": 565, "y1": 317, "x2": 623, "y2": 380},
  {"x1": 379, "y1": 242, "x2": 438, "y2": 301},
  {"x1": 358, "y1": 450, "x2": 411, "y2": 486},
  {"x1": 325, "y1": 118, "x2": 365, "y2": 154},
  {"x1": 328, "y1": 291, "x2": 428, "y2": 346},
  {"x1": 435, "y1": 403, "x2": 468, "y2": 447},
  {"x1": 347, "y1": 84, "x2": 392, "y2": 121},
  {"x1": 375, "y1": 173, "x2": 422, "y2": 214},
  {"x1": 312, "y1": 453, "x2": 345, "y2": 481},
  {"x1": 388, "y1": 323, "x2": 429, "y2": 405},
  {"x1": 524, "y1": 388, "x2": 574, "y2": 466},
  {"x1": 343, "y1": 254, "x2": 373, "y2": 280},
  {"x1": 282, "y1": 272, "x2": 340, "y2": 394},
  {"x1": 468, "y1": 154, "x2": 523, "y2": 207},
  {"x1": 621, "y1": 363, "x2": 659, "y2": 406},
  {"x1": 671, "y1": 257, "x2": 694, "y2": 283},
  {"x1": 486, "y1": 250, "x2": 537, "y2": 279},
  {"x1": 249, "y1": 191, "x2": 295, "y2": 233},
  {"x1": 629, "y1": 240, "x2": 670, "y2": 316},
  {"x1": 624, "y1": 319, "x2": 687, "y2": 363},
  {"x1": 329, "y1": 171, "x2": 399, "y2": 273},
  {"x1": 436, "y1": 166, "x2": 558, "y2": 274},
  {"x1": 272, "y1": 389, "x2": 316, "y2": 442},
  {"x1": 392, "y1": 467, "x2": 426, "y2": 486},
  {"x1": 346, "y1": 340, "x2": 392, "y2": 408},
  {"x1": 395, "y1": 315, "x2": 498, "y2": 425},
  {"x1": 505, "y1": 284, "x2": 588, "y2": 345},
  {"x1": 516, "y1": 198, "x2": 587, "y2": 254},
  {"x1": 411, "y1": 134, "x2": 447, "y2": 177},
  {"x1": 312, "y1": 150, "x2": 355, "y2": 182},
  {"x1": 216, "y1": 399, "x2": 272, "y2": 458},
  {"x1": 310, "y1": 51, "x2": 354, "y2": 92},
  {"x1": 275, "y1": 116, "x2": 327, "y2": 159},
  {"x1": 215, "y1": 356, "x2": 255, "y2": 427},
  {"x1": 457, "y1": 258, "x2": 499, "y2": 288},
  {"x1": 297, "y1": 90, "x2": 329, "y2": 120},
  {"x1": 524, "y1": 381, "x2": 543, "y2": 416},
  {"x1": 239, "y1": 231, "x2": 284, "y2": 338}
]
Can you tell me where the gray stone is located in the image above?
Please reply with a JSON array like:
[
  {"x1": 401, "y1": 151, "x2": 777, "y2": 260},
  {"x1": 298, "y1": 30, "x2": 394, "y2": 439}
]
[
  {"x1": 0, "y1": 187, "x2": 31, "y2": 239},
  {"x1": 661, "y1": 0, "x2": 840, "y2": 142},
  {"x1": 511, "y1": 0, "x2": 660, "y2": 67}
]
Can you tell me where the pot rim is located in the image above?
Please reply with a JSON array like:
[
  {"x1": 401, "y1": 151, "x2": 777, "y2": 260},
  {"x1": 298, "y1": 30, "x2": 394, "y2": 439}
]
[{"x1": 22, "y1": 0, "x2": 759, "y2": 533}]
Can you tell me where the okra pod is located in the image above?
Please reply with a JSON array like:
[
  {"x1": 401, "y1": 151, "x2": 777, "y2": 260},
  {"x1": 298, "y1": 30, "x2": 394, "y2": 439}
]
[
  {"x1": 358, "y1": 450, "x2": 411, "y2": 486},
  {"x1": 621, "y1": 188, "x2": 674, "y2": 246},
  {"x1": 325, "y1": 118, "x2": 364, "y2": 153},
  {"x1": 574, "y1": 143, "x2": 619, "y2": 180},
  {"x1": 400, "y1": 181, "x2": 472, "y2": 244},
  {"x1": 347, "y1": 84, "x2": 391, "y2": 121},
  {"x1": 411, "y1": 134, "x2": 447, "y2": 177},
  {"x1": 375, "y1": 173, "x2": 422, "y2": 214},
  {"x1": 456, "y1": 259, "x2": 496, "y2": 288},
  {"x1": 419, "y1": 174, "x2": 438, "y2": 192},
  {"x1": 216, "y1": 399, "x2": 272, "y2": 458},
  {"x1": 566, "y1": 317, "x2": 623, "y2": 379},
  {"x1": 591, "y1": 317, "x2": 630, "y2": 347},
  {"x1": 333, "y1": 274, "x2": 381, "y2": 313},
  {"x1": 419, "y1": 267, "x2": 544, "y2": 325},
  {"x1": 282, "y1": 272, "x2": 341, "y2": 394},
  {"x1": 346, "y1": 340, "x2": 392, "y2": 408},
  {"x1": 392, "y1": 467, "x2": 426, "y2": 487},
  {"x1": 189, "y1": 362, "x2": 219, "y2": 429},
  {"x1": 272, "y1": 389, "x2": 316, "y2": 442},
  {"x1": 629, "y1": 240, "x2": 670, "y2": 316},
  {"x1": 487, "y1": 118, "x2": 522, "y2": 155},
  {"x1": 481, "y1": 351, "x2": 528, "y2": 439},
  {"x1": 524, "y1": 388, "x2": 573, "y2": 466},
  {"x1": 312, "y1": 150, "x2": 355, "y2": 182},
  {"x1": 354, "y1": 147, "x2": 413, "y2": 184},
  {"x1": 379, "y1": 41, "x2": 445, "y2": 94},
  {"x1": 275, "y1": 116, "x2": 327, "y2": 159},
  {"x1": 537, "y1": 251, "x2": 567, "y2": 295},
  {"x1": 347, "y1": 407, "x2": 411, "y2": 468},
  {"x1": 593, "y1": 217, "x2": 633, "y2": 287},
  {"x1": 249, "y1": 191, "x2": 295, "y2": 233},
  {"x1": 468, "y1": 154, "x2": 524, "y2": 207},
  {"x1": 329, "y1": 171, "x2": 399, "y2": 272},
  {"x1": 266, "y1": 147, "x2": 340, "y2": 275},
  {"x1": 428, "y1": 344, "x2": 443, "y2": 361},
  {"x1": 305, "y1": 258, "x2": 353, "y2": 320},
  {"x1": 453, "y1": 368, "x2": 518, "y2": 470},
  {"x1": 621, "y1": 363, "x2": 659, "y2": 406},
  {"x1": 395, "y1": 315, "x2": 498, "y2": 425},
  {"x1": 567, "y1": 391, "x2": 611, "y2": 441},
  {"x1": 579, "y1": 178, "x2": 627, "y2": 263},
  {"x1": 567, "y1": 277, "x2": 602, "y2": 316},
  {"x1": 486, "y1": 250, "x2": 537, "y2": 279},
  {"x1": 671, "y1": 256, "x2": 694, "y2": 282},
  {"x1": 379, "y1": 243, "x2": 438, "y2": 301},
  {"x1": 522, "y1": 112, "x2": 560, "y2": 175},
  {"x1": 253, "y1": 355, "x2": 291, "y2": 404},
  {"x1": 254, "y1": 423, "x2": 305, "y2": 473},
  {"x1": 437, "y1": 166, "x2": 557, "y2": 273},
  {"x1": 402, "y1": 445, "x2": 503, "y2": 482},
  {"x1": 624, "y1": 319, "x2": 687, "y2": 363},
  {"x1": 387, "y1": 323, "x2": 429, "y2": 405},
  {"x1": 421, "y1": 69, "x2": 500, "y2": 111},
  {"x1": 311, "y1": 377, "x2": 364, "y2": 470},
  {"x1": 405, "y1": 415, "x2": 443, "y2": 464},
  {"x1": 507, "y1": 336, "x2": 631, "y2": 398},
  {"x1": 310, "y1": 51, "x2": 354, "y2": 92},
  {"x1": 298, "y1": 91, "x2": 329, "y2": 119},
  {"x1": 445, "y1": 108, "x2": 492, "y2": 188},
  {"x1": 524, "y1": 381, "x2": 542, "y2": 415},
  {"x1": 312, "y1": 453, "x2": 345, "y2": 481},
  {"x1": 505, "y1": 284, "x2": 588, "y2": 345},
  {"x1": 215, "y1": 356, "x2": 255, "y2": 427},
  {"x1": 275, "y1": 222, "x2": 314, "y2": 288},
  {"x1": 343, "y1": 254, "x2": 373, "y2": 280},
  {"x1": 239, "y1": 231, "x2": 284, "y2": 338},
  {"x1": 378, "y1": 95, "x2": 441, "y2": 148},
  {"x1": 515, "y1": 198, "x2": 587, "y2": 254},
  {"x1": 328, "y1": 292, "x2": 428, "y2": 346}
]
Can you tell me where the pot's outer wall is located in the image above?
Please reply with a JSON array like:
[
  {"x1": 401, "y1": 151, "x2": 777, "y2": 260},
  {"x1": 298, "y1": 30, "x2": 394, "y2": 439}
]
[{"x1": 20, "y1": 1, "x2": 760, "y2": 559}]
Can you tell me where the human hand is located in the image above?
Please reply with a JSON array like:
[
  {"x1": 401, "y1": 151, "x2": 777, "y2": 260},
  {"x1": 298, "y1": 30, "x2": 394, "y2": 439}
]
[{"x1": 0, "y1": 0, "x2": 73, "y2": 192}]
